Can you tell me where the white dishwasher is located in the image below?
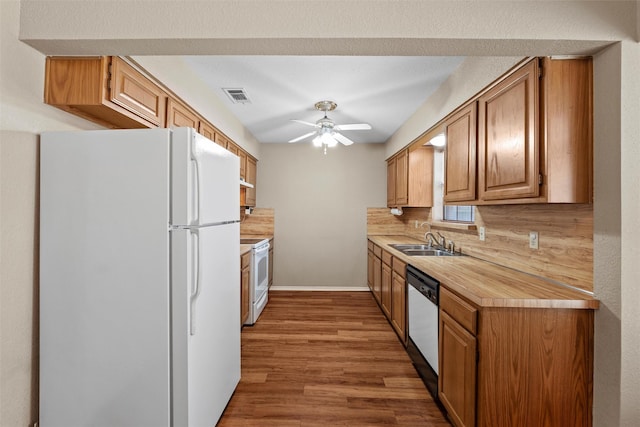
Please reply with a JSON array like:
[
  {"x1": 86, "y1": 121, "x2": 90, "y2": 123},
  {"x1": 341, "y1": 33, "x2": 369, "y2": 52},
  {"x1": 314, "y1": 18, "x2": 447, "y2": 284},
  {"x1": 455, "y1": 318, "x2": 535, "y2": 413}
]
[{"x1": 406, "y1": 264, "x2": 440, "y2": 401}]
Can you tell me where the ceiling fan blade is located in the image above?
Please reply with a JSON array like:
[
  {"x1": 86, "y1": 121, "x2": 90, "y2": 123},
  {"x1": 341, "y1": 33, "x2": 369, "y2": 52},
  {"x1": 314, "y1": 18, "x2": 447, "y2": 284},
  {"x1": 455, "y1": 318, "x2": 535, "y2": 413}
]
[
  {"x1": 334, "y1": 123, "x2": 372, "y2": 131},
  {"x1": 333, "y1": 132, "x2": 355, "y2": 146},
  {"x1": 288, "y1": 131, "x2": 316, "y2": 143},
  {"x1": 291, "y1": 119, "x2": 319, "y2": 128}
]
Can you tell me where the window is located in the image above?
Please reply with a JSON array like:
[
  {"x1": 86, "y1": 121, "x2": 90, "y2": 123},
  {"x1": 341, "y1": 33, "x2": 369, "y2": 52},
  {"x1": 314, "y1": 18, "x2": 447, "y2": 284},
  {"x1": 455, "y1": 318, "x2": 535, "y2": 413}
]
[
  {"x1": 444, "y1": 205, "x2": 475, "y2": 222},
  {"x1": 433, "y1": 149, "x2": 475, "y2": 223}
]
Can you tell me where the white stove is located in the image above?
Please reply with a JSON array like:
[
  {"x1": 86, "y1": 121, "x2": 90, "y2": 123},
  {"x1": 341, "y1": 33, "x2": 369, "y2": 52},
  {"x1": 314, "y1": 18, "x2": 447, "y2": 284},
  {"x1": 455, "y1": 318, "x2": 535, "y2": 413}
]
[{"x1": 240, "y1": 238, "x2": 270, "y2": 324}]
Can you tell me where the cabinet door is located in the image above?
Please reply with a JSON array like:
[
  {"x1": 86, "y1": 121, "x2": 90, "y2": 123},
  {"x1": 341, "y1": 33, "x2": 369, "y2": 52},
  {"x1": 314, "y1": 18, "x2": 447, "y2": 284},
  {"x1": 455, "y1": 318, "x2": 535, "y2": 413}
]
[
  {"x1": 110, "y1": 57, "x2": 167, "y2": 127},
  {"x1": 390, "y1": 270, "x2": 406, "y2": 343},
  {"x1": 395, "y1": 149, "x2": 409, "y2": 206},
  {"x1": 226, "y1": 141, "x2": 240, "y2": 156},
  {"x1": 381, "y1": 261, "x2": 392, "y2": 319},
  {"x1": 408, "y1": 145, "x2": 434, "y2": 207},
  {"x1": 367, "y1": 250, "x2": 374, "y2": 292},
  {"x1": 239, "y1": 150, "x2": 247, "y2": 180},
  {"x1": 240, "y1": 253, "x2": 251, "y2": 326},
  {"x1": 372, "y1": 255, "x2": 382, "y2": 304},
  {"x1": 387, "y1": 157, "x2": 396, "y2": 207},
  {"x1": 245, "y1": 157, "x2": 257, "y2": 207},
  {"x1": 213, "y1": 132, "x2": 227, "y2": 149},
  {"x1": 444, "y1": 102, "x2": 477, "y2": 202},
  {"x1": 198, "y1": 121, "x2": 216, "y2": 141},
  {"x1": 268, "y1": 243, "x2": 274, "y2": 288},
  {"x1": 478, "y1": 59, "x2": 539, "y2": 201},
  {"x1": 166, "y1": 98, "x2": 199, "y2": 129},
  {"x1": 439, "y1": 310, "x2": 477, "y2": 427}
]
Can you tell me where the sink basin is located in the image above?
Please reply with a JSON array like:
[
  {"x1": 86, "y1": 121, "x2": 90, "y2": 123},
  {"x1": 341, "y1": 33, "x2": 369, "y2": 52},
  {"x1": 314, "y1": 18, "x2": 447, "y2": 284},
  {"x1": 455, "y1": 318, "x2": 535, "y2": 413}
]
[
  {"x1": 389, "y1": 244, "x2": 464, "y2": 257},
  {"x1": 389, "y1": 244, "x2": 434, "y2": 251}
]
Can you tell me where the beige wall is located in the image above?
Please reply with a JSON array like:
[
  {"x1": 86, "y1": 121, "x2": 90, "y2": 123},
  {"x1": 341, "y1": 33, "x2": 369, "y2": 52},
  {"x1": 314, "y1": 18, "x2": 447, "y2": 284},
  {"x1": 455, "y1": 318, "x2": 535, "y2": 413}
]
[
  {"x1": 0, "y1": 4, "x2": 104, "y2": 426},
  {"x1": 257, "y1": 142, "x2": 386, "y2": 289},
  {"x1": 618, "y1": 40, "x2": 640, "y2": 427},
  {"x1": 3, "y1": 1, "x2": 639, "y2": 426}
]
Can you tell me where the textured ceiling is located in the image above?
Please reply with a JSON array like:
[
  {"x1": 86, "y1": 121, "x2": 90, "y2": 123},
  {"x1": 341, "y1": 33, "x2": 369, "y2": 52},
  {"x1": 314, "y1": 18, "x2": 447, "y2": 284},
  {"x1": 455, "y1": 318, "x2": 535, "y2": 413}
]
[{"x1": 179, "y1": 56, "x2": 464, "y2": 144}]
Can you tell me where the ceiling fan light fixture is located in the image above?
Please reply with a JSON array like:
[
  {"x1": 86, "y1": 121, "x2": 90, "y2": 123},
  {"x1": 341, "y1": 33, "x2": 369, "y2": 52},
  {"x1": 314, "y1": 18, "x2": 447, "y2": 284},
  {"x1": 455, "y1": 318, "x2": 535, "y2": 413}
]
[
  {"x1": 430, "y1": 133, "x2": 446, "y2": 147},
  {"x1": 289, "y1": 100, "x2": 371, "y2": 152},
  {"x1": 323, "y1": 133, "x2": 338, "y2": 147},
  {"x1": 314, "y1": 100, "x2": 337, "y2": 112}
]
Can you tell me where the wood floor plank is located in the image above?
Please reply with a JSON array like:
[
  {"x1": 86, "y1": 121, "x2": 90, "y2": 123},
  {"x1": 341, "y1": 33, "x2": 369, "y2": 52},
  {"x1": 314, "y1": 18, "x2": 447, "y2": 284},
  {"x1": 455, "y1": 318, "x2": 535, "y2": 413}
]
[{"x1": 218, "y1": 291, "x2": 450, "y2": 426}]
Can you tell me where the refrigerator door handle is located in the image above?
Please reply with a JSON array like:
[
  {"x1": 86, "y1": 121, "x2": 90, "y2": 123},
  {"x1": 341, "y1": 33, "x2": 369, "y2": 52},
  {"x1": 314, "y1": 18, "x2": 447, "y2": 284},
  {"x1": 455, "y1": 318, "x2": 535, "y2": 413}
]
[
  {"x1": 191, "y1": 156, "x2": 201, "y2": 226},
  {"x1": 189, "y1": 228, "x2": 201, "y2": 336}
]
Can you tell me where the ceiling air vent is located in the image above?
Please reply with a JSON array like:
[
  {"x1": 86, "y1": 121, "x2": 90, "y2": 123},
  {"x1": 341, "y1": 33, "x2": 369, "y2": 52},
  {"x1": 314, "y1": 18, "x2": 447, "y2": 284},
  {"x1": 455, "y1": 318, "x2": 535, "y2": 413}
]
[{"x1": 223, "y1": 88, "x2": 251, "y2": 104}]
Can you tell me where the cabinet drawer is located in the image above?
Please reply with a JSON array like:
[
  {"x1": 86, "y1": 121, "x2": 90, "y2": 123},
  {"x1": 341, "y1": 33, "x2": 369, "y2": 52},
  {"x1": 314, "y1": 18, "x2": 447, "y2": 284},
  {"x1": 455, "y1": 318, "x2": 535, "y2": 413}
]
[
  {"x1": 367, "y1": 240, "x2": 374, "y2": 251},
  {"x1": 241, "y1": 252, "x2": 251, "y2": 269},
  {"x1": 382, "y1": 250, "x2": 393, "y2": 266},
  {"x1": 392, "y1": 257, "x2": 406, "y2": 275},
  {"x1": 440, "y1": 287, "x2": 478, "y2": 335},
  {"x1": 373, "y1": 244, "x2": 382, "y2": 258}
]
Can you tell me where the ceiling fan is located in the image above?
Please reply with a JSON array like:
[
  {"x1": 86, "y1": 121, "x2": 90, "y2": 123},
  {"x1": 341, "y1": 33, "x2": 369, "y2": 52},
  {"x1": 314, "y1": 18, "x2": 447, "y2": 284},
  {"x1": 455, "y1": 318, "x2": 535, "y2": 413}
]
[{"x1": 288, "y1": 101, "x2": 372, "y2": 152}]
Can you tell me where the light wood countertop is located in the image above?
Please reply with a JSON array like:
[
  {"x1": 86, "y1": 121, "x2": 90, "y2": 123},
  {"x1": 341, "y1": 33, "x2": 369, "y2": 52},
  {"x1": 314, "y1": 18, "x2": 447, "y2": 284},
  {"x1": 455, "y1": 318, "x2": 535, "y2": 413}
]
[
  {"x1": 368, "y1": 235, "x2": 599, "y2": 310},
  {"x1": 240, "y1": 244, "x2": 252, "y2": 256}
]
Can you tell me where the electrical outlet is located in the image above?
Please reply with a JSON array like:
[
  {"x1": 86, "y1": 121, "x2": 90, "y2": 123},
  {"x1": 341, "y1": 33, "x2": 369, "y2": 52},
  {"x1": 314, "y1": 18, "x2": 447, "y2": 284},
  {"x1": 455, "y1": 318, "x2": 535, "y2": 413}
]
[
  {"x1": 415, "y1": 220, "x2": 419, "y2": 228},
  {"x1": 479, "y1": 227, "x2": 486, "y2": 241},
  {"x1": 529, "y1": 231, "x2": 539, "y2": 249}
]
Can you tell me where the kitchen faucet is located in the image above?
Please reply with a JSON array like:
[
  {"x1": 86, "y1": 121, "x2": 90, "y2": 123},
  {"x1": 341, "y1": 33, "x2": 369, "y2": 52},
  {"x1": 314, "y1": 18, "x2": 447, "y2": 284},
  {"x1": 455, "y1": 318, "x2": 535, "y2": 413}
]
[{"x1": 424, "y1": 232, "x2": 439, "y2": 248}]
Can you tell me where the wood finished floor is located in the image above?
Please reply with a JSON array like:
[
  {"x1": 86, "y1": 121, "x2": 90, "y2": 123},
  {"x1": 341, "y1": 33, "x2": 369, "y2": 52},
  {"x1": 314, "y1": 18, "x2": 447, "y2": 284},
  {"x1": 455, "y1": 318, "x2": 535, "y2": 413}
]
[{"x1": 218, "y1": 291, "x2": 451, "y2": 426}]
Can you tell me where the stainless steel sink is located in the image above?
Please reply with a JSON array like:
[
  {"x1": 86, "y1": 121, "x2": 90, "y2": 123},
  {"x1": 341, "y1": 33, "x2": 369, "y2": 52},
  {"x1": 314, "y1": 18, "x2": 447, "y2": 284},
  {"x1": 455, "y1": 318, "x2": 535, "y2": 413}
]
[
  {"x1": 389, "y1": 244, "x2": 464, "y2": 257},
  {"x1": 389, "y1": 244, "x2": 433, "y2": 251}
]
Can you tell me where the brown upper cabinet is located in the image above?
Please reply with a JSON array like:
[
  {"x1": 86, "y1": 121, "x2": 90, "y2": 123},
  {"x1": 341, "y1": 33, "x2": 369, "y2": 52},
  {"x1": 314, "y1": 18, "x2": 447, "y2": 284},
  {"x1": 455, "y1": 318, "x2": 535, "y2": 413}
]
[
  {"x1": 444, "y1": 102, "x2": 477, "y2": 203},
  {"x1": 214, "y1": 132, "x2": 229, "y2": 149},
  {"x1": 45, "y1": 56, "x2": 260, "y2": 208},
  {"x1": 386, "y1": 157, "x2": 397, "y2": 206},
  {"x1": 198, "y1": 120, "x2": 216, "y2": 141},
  {"x1": 244, "y1": 157, "x2": 257, "y2": 207},
  {"x1": 45, "y1": 56, "x2": 167, "y2": 129},
  {"x1": 478, "y1": 59, "x2": 540, "y2": 202},
  {"x1": 166, "y1": 97, "x2": 199, "y2": 129},
  {"x1": 387, "y1": 149, "x2": 409, "y2": 207},
  {"x1": 238, "y1": 150, "x2": 247, "y2": 181},
  {"x1": 226, "y1": 141, "x2": 240, "y2": 156},
  {"x1": 473, "y1": 57, "x2": 592, "y2": 204},
  {"x1": 387, "y1": 145, "x2": 434, "y2": 208}
]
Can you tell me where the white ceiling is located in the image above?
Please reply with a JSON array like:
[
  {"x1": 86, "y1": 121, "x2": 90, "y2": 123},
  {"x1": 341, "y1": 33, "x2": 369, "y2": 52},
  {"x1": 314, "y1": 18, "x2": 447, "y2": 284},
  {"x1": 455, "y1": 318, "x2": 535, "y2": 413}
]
[{"x1": 180, "y1": 56, "x2": 464, "y2": 144}]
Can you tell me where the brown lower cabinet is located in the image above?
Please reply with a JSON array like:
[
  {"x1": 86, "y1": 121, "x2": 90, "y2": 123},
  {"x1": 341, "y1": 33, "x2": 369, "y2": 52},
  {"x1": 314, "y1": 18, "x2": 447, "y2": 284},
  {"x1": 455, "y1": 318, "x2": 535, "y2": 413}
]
[
  {"x1": 380, "y1": 256, "x2": 392, "y2": 319},
  {"x1": 268, "y1": 238, "x2": 274, "y2": 288},
  {"x1": 390, "y1": 257, "x2": 407, "y2": 344},
  {"x1": 367, "y1": 240, "x2": 407, "y2": 345},
  {"x1": 439, "y1": 286, "x2": 594, "y2": 427},
  {"x1": 240, "y1": 252, "x2": 251, "y2": 326}
]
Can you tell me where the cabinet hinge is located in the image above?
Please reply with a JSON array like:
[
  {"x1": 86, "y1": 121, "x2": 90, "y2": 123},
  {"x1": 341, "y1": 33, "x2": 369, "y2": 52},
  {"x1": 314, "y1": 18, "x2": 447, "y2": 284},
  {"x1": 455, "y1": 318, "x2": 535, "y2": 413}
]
[{"x1": 539, "y1": 173, "x2": 543, "y2": 185}]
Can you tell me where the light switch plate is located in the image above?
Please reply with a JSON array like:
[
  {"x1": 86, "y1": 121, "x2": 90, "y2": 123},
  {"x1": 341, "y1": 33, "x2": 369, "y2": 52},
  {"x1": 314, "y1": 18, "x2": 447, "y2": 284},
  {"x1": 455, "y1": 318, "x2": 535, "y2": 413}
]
[
  {"x1": 479, "y1": 227, "x2": 486, "y2": 241},
  {"x1": 529, "y1": 231, "x2": 539, "y2": 249}
]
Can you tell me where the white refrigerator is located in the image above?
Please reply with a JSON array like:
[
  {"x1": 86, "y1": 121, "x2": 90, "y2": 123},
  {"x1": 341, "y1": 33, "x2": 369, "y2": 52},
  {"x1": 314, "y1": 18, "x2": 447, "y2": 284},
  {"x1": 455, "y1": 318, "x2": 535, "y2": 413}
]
[{"x1": 39, "y1": 127, "x2": 241, "y2": 427}]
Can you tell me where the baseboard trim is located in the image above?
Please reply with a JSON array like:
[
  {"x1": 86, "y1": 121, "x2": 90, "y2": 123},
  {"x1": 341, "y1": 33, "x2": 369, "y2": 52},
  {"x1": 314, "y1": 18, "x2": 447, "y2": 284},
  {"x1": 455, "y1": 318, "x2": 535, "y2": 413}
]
[{"x1": 269, "y1": 286, "x2": 370, "y2": 292}]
